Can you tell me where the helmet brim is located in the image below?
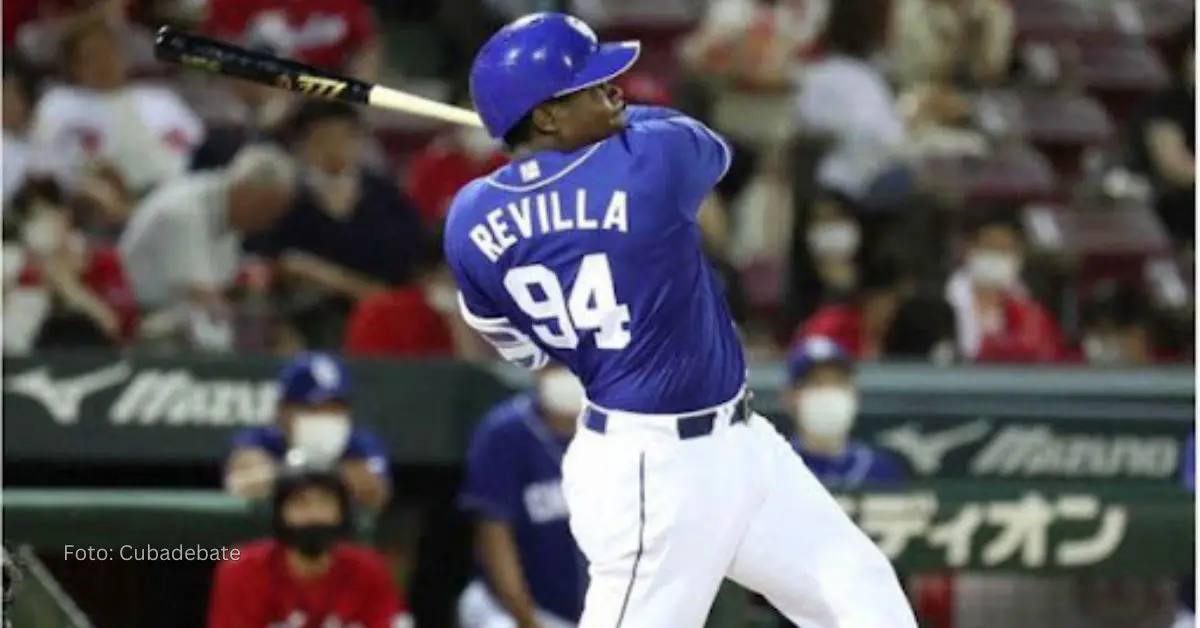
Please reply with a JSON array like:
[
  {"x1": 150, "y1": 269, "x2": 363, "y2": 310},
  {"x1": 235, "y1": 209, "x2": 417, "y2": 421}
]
[{"x1": 553, "y1": 40, "x2": 642, "y2": 98}]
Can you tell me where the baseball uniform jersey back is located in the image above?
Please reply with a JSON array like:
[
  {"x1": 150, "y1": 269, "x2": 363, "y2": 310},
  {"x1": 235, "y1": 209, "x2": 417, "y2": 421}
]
[{"x1": 444, "y1": 12, "x2": 918, "y2": 628}]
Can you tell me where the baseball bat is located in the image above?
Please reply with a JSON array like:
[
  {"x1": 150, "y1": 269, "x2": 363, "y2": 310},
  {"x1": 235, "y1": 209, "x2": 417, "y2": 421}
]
[{"x1": 153, "y1": 27, "x2": 483, "y2": 128}]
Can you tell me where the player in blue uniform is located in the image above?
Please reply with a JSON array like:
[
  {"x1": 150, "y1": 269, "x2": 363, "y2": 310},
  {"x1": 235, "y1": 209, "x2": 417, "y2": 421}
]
[
  {"x1": 458, "y1": 363, "x2": 588, "y2": 628},
  {"x1": 224, "y1": 352, "x2": 392, "y2": 511},
  {"x1": 786, "y1": 336, "x2": 907, "y2": 489},
  {"x1": 443, "y1": 13, "x2": 917, "y2": 628}
]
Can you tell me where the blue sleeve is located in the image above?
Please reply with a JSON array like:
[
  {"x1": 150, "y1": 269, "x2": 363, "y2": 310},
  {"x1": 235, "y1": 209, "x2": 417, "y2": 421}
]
[
  {"x1": 869, "y1": 450, "x2": 909, "y2": 487},
  {"x1": 627, "y1": 107, "x2": 733, "y2": 214},
  {"x1": 343, "y1": 428, "x2": 392, "y2": 480},
  {"x1": 460, "y1": 421, "x2": 523, "y2": 523},
  {"x1": 228, "y1": 427, "x2": 284, "y2": 456}
]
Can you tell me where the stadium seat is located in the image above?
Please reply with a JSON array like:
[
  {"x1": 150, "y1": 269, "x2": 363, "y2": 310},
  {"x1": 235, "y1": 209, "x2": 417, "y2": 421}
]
[
  {"x1": 1023, "y1": 201, "x2": 1171, "y2": 289},
  {"x1": 1010, "y1": 90, "x2": 1116, "y2": 178},
  {"x1": 919, "y1": 145, "x2": 1059, "y2": 203}
]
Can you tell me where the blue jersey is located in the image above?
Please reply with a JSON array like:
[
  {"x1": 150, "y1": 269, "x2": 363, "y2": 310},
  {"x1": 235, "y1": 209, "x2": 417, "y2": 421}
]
[
  {"x1": 229, "y1": 425, "x2": 392, "y2": 479},
  {"x1": 791, "y1": 437, "x2": 907, "y2": 490},
  {"x1": 444, "y1": 106, "x2": 746, "y2": 414},
  {"x1": 460, "y1": 394, "x2": 587, "y2": 621}
]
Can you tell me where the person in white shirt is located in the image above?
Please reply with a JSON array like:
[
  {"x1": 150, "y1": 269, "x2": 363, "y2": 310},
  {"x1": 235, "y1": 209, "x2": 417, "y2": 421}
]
[
  {"x1": 118, "y1": 145, "x2": 297, "y2": 351},
  {"x1": 29, "y1": 14, "x2": 204, "y2": 205}
]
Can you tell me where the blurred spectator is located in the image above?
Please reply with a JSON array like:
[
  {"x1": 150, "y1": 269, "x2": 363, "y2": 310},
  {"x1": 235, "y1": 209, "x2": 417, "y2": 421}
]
[
  {"x1": 405, "y1": 92, "x2": 508, "y2": 224},
  {"x1": 3, "y1": 54, "x2": 40, "y2": 206},
  {"x1": 3, "y1": 179, "x2": 136, "y2": 353},
  {"x1": 678, "y1": 0, "x2": 827, "y2": 202},
  {"x1": 119, "y1": 144, "x2": 296, "y2": 351},
  {"x1": 678, "y1": 0, "x2": 827, "y2": 146},
  {"x1": 208, "y1": 465, "x2": 411, "y2": 628},
  {"x1": 796, "y1": 199, "x2": 862, "y2": 305},
  {"x1": 10, "y1": 0, "x2": 154, "y2": 72},
  {"x1": 6, "y1": 179, "x2": 137, "y2": 350},
  {"x1": 250, "y1": 100, "x2": 425, "y2": 350},
  {"x1": 795, "y1": 0, "x2": 908, "y2": 210},
  {"x1": 1126, "y1": 26, "x2": 1194, "y2": 248},
  {"x1": 892, "y1": 0, "x2": 1015, "y2": 89},
  {"x1": 794, "y1": 254, "x2": 909, "y2": 360},
  {"x1": 344, "y1": 224, "x2": 491, "y2": 360},
  {"x1": 784, "y1": 336, "x2": 906, "y2": 487},
  {"x1": 29, "y1": 14, "x2": 203, "y2": 218},
  {"x1": 945, "y1": 210, "x2": 1064, "y2": 363},
  {"x1": 202, "y1": 0, "x2": 382, "y2": 80},
  {"x1": 458, "y1": 363, "x2": 585, "y2": 628},
  {"x1": 882, "y1": 290, "x2": 958, "y2": 363},
  {"x1": 1076, "y1": 281, "x2": 1163, "y2": 366},
  {"x1": 224, "y1": 352, "x2": 392, "y2": 511}
]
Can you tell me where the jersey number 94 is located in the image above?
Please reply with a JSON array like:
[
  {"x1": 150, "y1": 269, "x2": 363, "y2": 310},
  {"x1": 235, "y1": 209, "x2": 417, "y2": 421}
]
[{"x1": 503, "y1": 253, "x2": 632, "y2": 350}]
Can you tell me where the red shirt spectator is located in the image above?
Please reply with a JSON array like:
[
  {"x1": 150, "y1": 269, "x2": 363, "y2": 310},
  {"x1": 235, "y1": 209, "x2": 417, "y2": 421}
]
[
  {"x1": 208, "y1": 539, "x2": 409, "y2": 628},
  {"x1": 18, "y1": 240, "x2": 139, "y2": 340},
  {"x1": 404, "y1": 131, "x2": 508, "y2": 224},
  {"x1": 945, "y1": 269, "x2": 1064, "y2": 364},
  {"x1": 344, "y1": 287, "x2": 455, "y2": 358},
  {"x1": 203, "y1": 0, "x2": 376, "y2": 71}
]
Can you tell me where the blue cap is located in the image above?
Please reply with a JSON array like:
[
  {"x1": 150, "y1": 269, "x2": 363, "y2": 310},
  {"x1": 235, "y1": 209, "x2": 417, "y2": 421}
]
[
  {"x1": 787, "y1": 336, "x2": 853, "y2": 383},
  {"x1": 469, "y1": 13, "x2": 641, "y2": 139},
  {"x1": 278, "y1": 352, "x2": 350, "y2": 405}
]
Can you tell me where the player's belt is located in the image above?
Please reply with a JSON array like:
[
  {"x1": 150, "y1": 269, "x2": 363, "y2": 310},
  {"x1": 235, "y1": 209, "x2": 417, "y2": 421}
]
[{"x1": 583, "y1": 394, "x2": 750, "y2": 440}]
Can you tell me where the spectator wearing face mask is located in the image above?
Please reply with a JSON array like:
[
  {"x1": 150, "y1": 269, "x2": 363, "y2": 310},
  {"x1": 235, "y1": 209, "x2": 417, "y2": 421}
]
[
  {"x1": 208, "y1": 465, "x2": 411, "y2": 628},
  {"x1": 404, "y1": 92, "x2": 509, "y2": 225},
  {"x1": 784, "y1": 336, "x2": 906, "y2": 489},
  {"x1": 945, "y1": 211, "x2": 1064, "y2": 363},
  {"x1": 457, "y1": 363, "x2": 587, "y2": 628},
  {"x1": 4, "y1": 179, "x2": 137, "y2": 353},
  {"x1": 224, "y1": 352, "x2": 392, "y2": 512},
  {"x1": 344, "y1": 223, "x2": 491, "y2": 360},
  {"x1": 251, "y1": 100, "x2": 424, "y2": 350},
  {"x1": 794, "y1": 255, "x2": 909, "y2": 360}
]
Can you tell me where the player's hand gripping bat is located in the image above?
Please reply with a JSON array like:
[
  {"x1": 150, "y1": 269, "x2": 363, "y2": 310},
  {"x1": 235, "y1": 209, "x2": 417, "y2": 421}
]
[{"x1": 153, "y1": 27, "x2": 484, "y2": 128}]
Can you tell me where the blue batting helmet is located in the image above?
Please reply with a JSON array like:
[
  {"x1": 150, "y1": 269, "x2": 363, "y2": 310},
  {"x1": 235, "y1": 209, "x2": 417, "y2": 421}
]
[
  {"x1": 469, "y1": 13, "x2": 642, "y2": 140},
  {"x1": 278, "y1": 352, "x2": 350, "y2": 405}
]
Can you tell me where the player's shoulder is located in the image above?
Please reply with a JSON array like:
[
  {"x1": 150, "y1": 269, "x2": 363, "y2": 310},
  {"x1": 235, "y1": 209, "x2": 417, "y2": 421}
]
[{"x1": 443, "y1": 177, "x2": 494, "y2": 242}]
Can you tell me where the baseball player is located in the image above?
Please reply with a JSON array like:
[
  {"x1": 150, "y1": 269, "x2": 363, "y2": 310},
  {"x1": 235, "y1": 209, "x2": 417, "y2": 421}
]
[
  {"x1": 458, "y1": 363, "x2": 588, "y2": 628},
  {"x1": 785, "y1": 336, "x2": 907, "y2": 489},
  {"x1": 224, "y1": 352, "x2": 392, "y2": 511},
  {"x1": 443, "y1": 12, "x2": 918, "y2": 628}
]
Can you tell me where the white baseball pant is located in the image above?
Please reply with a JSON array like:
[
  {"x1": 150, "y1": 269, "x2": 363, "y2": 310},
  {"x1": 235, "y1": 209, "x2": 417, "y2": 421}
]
[
  {"x1": 458, "y1": 580, "x2": 578, "y2": 628},
  {"x1": 561, "y1": 393, "x2": 919, "y2": 628}
]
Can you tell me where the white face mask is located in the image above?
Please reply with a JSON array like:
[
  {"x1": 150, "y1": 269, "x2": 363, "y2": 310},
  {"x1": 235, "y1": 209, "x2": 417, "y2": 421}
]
[
  {"x1": 806, "y1": 221, "x2": 860, "y2": 260},
  {"x1": 538, "y1": 370, "x2": 585, "y2": 417},
  {"x1": 967, "y1": 251, "x2": 1020, "y2": 288},
  {"x1": 291, "y1": 412, "x2": 352, "y2": 467},
  {"x1": 457, "y1": 127, "x2": 499, "y2": 160},
  {"x1": 21, "y1": 212, "x2": 65, "y2": 255},
  {"x1": 796, "y1": 387, "x2": 858, "y2": 438}
]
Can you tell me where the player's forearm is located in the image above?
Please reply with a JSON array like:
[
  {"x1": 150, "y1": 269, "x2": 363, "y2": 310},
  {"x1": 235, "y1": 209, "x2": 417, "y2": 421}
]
[{"x1": 458, "y1": 295, "x2": 549, "y2": 370}]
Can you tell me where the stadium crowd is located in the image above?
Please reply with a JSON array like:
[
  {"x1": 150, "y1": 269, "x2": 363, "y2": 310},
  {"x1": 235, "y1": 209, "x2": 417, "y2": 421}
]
[
  {"x1": 2, "y1": 0, "x2": 1193, "y2": 366},
  {"x1": 0, "y1": 0, "x2": 1194, "y2": 626}
]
